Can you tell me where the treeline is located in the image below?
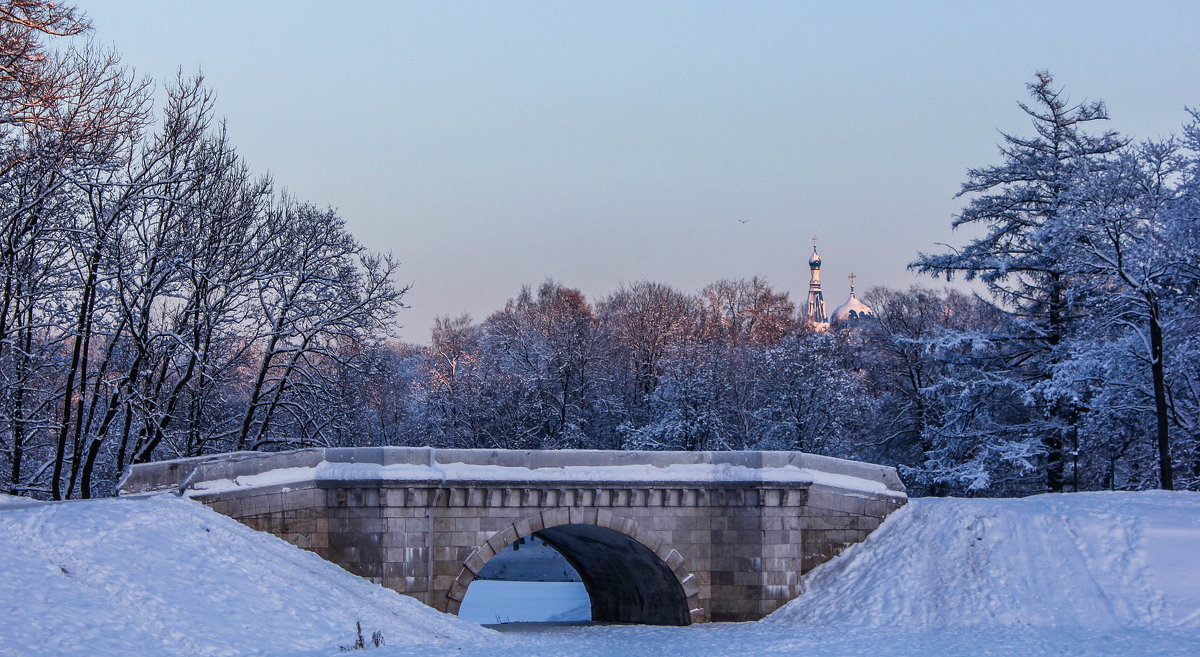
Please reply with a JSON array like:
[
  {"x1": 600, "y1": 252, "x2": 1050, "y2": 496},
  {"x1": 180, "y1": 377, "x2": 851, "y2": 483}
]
[
  {"x1": 0, "y1": 3, "x2": 403, "y2": 498},
  {"x1": 382, "y1": 270, "x2": 1194, "y2": 496}
]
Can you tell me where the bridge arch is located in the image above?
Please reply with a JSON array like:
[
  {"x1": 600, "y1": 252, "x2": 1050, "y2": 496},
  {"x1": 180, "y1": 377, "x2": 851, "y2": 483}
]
[{"x1": 448, "y1": 507, "x2": 700, "y2": 625}]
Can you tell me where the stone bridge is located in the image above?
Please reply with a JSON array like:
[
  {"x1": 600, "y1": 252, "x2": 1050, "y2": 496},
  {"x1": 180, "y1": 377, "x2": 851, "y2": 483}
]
[{"x1": 119, "y1": 448, "x2": 906, "y2": 624}]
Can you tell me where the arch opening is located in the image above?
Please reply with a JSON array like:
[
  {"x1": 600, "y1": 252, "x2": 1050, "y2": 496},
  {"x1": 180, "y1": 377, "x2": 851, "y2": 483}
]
[
  {"x1": 458, "y1": 535, "x2": 590, "y2": 624},
  {"x1": 452, "y1": 515, "x2": 696, "y2": 626},
  {"x1": 534, "y1": 524, "x2": 690, "y2": 626}
]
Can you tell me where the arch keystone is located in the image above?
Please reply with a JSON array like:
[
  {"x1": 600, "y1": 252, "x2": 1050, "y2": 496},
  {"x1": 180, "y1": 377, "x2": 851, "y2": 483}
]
[
  {"x1": 595, "y1": 508, "x2": 616, "y2": 529},
  {"x1": 541, "y1": 507, "x2": 569, "y2": 528},
  {"x1": 568, "y1": 506, "x2": 597, "y2": 525}
]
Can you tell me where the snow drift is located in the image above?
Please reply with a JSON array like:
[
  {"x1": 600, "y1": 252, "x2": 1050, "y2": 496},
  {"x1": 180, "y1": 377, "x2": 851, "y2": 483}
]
[
  {"x1": 769, "y1": 491, "x2": 1200, "y2": 630},
  {"x1": 0, "y1": 494, "x2": 490, "y2": 657}
]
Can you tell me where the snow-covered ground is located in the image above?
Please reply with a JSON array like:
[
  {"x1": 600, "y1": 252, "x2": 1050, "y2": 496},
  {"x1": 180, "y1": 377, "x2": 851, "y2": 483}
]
[
  {"x1": 0, "y1": 494, "x2": 488, "y2": 657},
  {"x1": 1, "y1": 491, "x2": 1198, "y2": 656},
  {"x1": 769, "y1": 491, "x2": 1200, "y2": 630},
  {"x1": 0, "y1": 492, "x2": 30, "y2": 506},
  {"x1": 352, "y1": 622, "x2": 1199, "y2": 657}
]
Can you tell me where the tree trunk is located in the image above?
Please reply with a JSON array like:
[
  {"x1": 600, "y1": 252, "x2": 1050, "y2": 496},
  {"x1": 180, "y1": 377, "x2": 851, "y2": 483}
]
[
  {"x1": 51, "y1": 253, "x2": 100, "y2": 500},
  {"x1": 1044, "y1": 277, "x2": 1067, "y2": 493},
  {"x1": 1149, "y1": 304, "x2": 1173, "y2": 490}
]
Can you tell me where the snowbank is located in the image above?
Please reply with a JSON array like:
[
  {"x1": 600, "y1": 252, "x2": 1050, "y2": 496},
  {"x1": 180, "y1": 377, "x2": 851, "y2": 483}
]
[
  {"x1": 768, "y1": 491, "x2": 1200, "y2": 630},
  {"x1": 0, "y1": 492, "x2": 42, "y2": 507},
  {"x1": 0, "y1": 494, "x2": 490, "y2": 657}
]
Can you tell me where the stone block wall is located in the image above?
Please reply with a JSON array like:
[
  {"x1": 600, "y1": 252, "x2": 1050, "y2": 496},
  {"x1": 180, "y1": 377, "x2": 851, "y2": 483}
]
[{"x1": 190, "y1": 480, "x2": 903, "y2": 623}]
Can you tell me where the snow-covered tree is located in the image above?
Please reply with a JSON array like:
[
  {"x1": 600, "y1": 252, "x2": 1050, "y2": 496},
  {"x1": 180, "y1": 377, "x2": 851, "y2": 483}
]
[
  {"x1": 598, "y1": 282, "x2": 696, "y2": 410},
  {"x1": 752, "y1": 330, "x2": 872, "y2": 455},
  {"x1": 1049, "y1": 141, "x2": 1191, "y2": 489},
  {"x1": 234, "y1": 201, "x2": 404, "y2": 452},
  {"x1": 0, "y1": 2, "x2": 408, "y2": 499},
  {"x1": 914, "y1": 72, "x2": 1125, "y2": 492},
  {"x1": 621, "y1": 338, "x2": 742, "y2": 452},
  {"x1": 483, "y1": 281, "x2": 609, "y2": 448}
]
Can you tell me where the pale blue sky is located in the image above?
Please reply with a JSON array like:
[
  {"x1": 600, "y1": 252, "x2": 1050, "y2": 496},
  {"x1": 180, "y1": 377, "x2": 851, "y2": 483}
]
[{"x1": 79, "y1": 1, "x2": 1200, "y2": 343}]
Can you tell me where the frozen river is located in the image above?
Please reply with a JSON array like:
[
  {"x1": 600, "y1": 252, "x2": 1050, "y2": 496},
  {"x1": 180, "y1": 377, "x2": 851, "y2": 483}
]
[{"x1": 458, "y1": 581, "x2": 591, "y2": 624}]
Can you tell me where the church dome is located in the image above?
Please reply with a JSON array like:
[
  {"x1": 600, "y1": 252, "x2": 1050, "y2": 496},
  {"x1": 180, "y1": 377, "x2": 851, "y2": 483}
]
[
  {"x1": 831, "y1": 274, "x2": 874, "y2": 325},
  {"x1": 831, "y1": 295, "x2": 873, "y2": 323},
  {"x1": 808, "y1": 251, "x2": 821, "y2": 269}
]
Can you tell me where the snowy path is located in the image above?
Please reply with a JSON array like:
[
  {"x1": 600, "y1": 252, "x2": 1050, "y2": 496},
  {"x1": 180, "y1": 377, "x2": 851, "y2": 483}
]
[{"x1": 289, "y1": 623, "x2": 1200, "y2": 657}]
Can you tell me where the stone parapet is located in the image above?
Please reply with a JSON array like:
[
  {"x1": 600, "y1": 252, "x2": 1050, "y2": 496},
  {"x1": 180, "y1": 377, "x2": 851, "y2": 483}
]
[{"x1": 119, "y1": 447, "x2": 906, "y2": 497}]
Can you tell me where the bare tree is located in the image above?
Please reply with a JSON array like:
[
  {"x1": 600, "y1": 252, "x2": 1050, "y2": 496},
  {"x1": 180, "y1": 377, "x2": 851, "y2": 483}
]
[
  {"x1": 484, "y1": 281, "x2": 606, "y2": 448},
  {"x1": 598, "y1": 281, "x2": 696, "y2": 420},
  {"x1": 696, "y1": 277, "x2": 796, "y2": 347},
  {"x1": 235, "y1": 201, "x2": 404, "y2": 451},
  {"x1": 0, "y1": 0, "x2": 89, "y2": 134}
]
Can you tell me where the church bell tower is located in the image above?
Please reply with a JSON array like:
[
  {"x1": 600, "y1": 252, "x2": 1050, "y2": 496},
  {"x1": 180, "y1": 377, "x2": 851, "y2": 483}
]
[{"x1": 805, "y1": 236, "x2": 828, "y2": 327}]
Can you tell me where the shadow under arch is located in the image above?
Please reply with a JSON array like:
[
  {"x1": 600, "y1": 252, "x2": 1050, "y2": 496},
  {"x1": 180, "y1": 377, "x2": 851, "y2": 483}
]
[{"x1": 449, "y1": 509, "x2": 698, "y2": 625}]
